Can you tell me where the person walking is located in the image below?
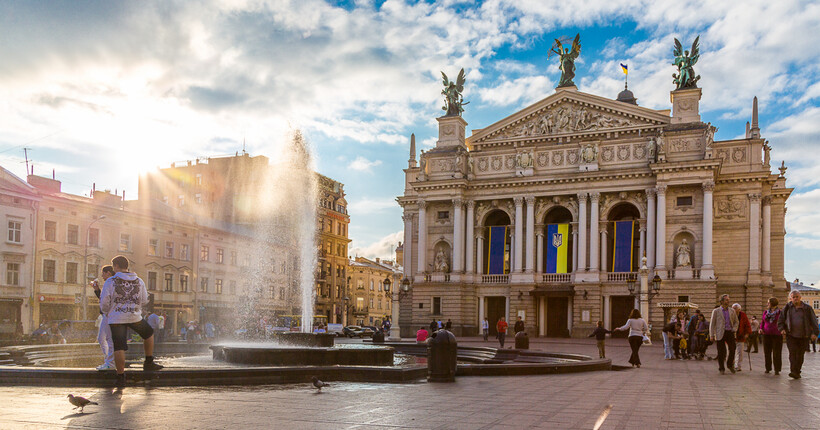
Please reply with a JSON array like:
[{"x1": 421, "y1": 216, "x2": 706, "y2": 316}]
[
  {"x1": 496, "y1": 317, "x2": 508, "y2": 348},
  {"x1": 747, "y1": 316, "x2": 760, "y2": 354},
  {"x1": 709, "y1": 294, "x2": 739, "y2": 375},
  {"x1": 732, "y1": 303, "x2": 751, "y2": 371},
  {"x1": 760, "y1": 297, "x2": 783, "y2": 375},
  {"x1": 686, "y1": 310, "x2": 701, "y2": 357},
  {"x1": 693, "y1": 313, "x2": 709, "y2": 360},
  {"x1": 588, "y1": 321, "x2": 611, "y2": 359},
  {"x1": 100, "y1": 255, "x2": 163, "y2": 388},
  {"x1": 445, "y1": 319, "x2": 452, "y2": 331},
  {"x1": 482, "y1": 317, "x2": 489, "y2": 341},
  {"x1": 429, "y1": 319, "x2": 437, "y2": 333},
  {"x1": 514, "y1": 316, "x2": 525, "y2": 334},
  {"x1": 662, "y1": 319, "x2": 679, "y2": 360},
  {"x1": 777, "y1": 290, "x2": 820, "y2": 379},
  {"x1": 92, "y1": 265, "x2": 116, "y2": 371},
  {"x1": 613, "y1": 309, "x2": 649, "y2": 368}
]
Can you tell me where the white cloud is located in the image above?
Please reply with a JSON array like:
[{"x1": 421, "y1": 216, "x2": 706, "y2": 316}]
[
  {"x1": 349, "y1": 156, "x2": 382, "y2": 172},
  {"x1": 349, "y1": 230, "x2": 404, "y2": 261},
  {"x1": 348, "y1": 197, "x2": 397, "y2": 214},
  {"x1": 478, "y1": 75, "x2": 553, "y2": 107}
]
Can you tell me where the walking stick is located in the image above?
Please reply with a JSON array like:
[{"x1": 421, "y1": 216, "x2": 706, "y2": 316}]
[{"x1": 748, "y1": 349, "x2": 752, "y2": 371}]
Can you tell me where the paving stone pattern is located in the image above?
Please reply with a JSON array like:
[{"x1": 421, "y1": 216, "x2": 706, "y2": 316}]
[{"x1": 2, "y1": 337, "x2": 819, "y2": 429}]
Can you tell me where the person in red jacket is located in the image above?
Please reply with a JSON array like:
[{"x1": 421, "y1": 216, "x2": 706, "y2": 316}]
[
  {"x1": 732, "y1": 303, "x2": 752, "y2": 371},
  {"x1": 496, "y1": 317, "x2": 508, "y2": 348}
]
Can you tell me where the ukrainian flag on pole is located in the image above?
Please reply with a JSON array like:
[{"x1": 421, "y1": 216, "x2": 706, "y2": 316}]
[
  {"x1": 545, "y1": 224, "x2": 569, "y2": 274},
  {"x1": 620, "y1": 63, "x2": 628, "y2": 75}
]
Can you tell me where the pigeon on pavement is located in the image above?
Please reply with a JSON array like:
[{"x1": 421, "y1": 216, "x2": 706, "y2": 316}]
[
  {"x1": 67, "y1": 394, "x2": 98, "y2": 413},
  {"x1": 312, "y1": 376, "x2": 329, "y2": 392}
]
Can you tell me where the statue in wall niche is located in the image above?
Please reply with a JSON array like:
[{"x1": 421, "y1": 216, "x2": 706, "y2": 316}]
[
  {"x1": 676, "y1": 239, "x2": 692, "y2": 268},
  {"x1": 467, "y1": 154, "x2": 474, "y2": 175},
  {"x1": 419, "y1": 153, "x2": 427, "y2": 173},
  {"x1": 672, "y1": 36, "x2": 701, "y2": 89},
  {"x1": 647, "y1": 138, "x2": 657, "y2": 161},
  {"x1": 455, "y1": 153, "x2": 465, "y2": 177},
  {"x1": 549, "y1": 34, "x2": 581, "y2": 88},
  {"x1": 763, "y1": 141, "x2": 771, "y2": 166},
  {"x1": 434, "y1": 249, "x2": 450, "y2": 273},
  {"x1": 441, "y1": 68, "x2": 468, "y2": 117}
]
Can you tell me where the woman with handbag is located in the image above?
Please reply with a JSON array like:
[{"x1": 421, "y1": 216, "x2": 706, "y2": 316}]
[
  {"x1": 759, "y1": 297, "x2": 783, "y2": 375},
  {"x1": 614, "y1": 309, "x2": 649, "y2": 368}
]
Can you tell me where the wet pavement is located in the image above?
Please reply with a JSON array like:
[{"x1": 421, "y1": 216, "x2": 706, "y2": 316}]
[{"x1": 2, "y1": 337, "x2": 820, "y2": 429}]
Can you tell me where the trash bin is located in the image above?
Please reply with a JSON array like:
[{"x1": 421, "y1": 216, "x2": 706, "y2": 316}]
[
  {"x1": 514, "y1": 331, "x2": 529, "y2": 349},
  {"x1": 427, "y1": 329, "x2": 457, "y2": 382}
]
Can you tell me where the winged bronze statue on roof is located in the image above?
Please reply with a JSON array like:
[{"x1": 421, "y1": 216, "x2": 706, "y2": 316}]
[
  {"x1": 441, "y1": 68, "x2": 468, "y2": 117},
  {"x1": 672, "y1": 36, "x2": 701, "y2": 89},
  {"x1": 550, "y1": 34, "x2": 581, "y2": 88}
]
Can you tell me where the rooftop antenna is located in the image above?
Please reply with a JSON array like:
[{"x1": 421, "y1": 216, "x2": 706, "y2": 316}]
[
  {"x1": 242, "y1": 137, "x2": 247, "y2": 155},
  {"x1": 23, "y1": 148, "x2": 31, "y2": 175}
]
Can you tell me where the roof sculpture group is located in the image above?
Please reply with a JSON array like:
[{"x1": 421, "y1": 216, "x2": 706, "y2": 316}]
[{"x1": 439, "y1": 34, "x2": 702, "y2": 117}]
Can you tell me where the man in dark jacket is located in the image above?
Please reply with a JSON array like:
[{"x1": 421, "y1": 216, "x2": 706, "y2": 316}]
[
  {"x1": 778, "y1": 290, "x2": 820, "y2": 379},
  {"x1": 687, "y1": 310, "x2": 701, "y2": 356},
  {"x1": 514, "y1": 316, "x2": 525, "y2": 334}
]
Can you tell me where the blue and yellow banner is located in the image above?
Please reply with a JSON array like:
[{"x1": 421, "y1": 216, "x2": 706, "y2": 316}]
[
  {"x1": 545, "y1": 223, "x2": 569, "y2": 274},
  {"x1": 620, "y1": 63, "x2": 628, "y2": 75},
  {"x1": 487, "y1": 226, "x2": 507, "y2": 275},
  {"x1": 612, "y1": 220, "x2": 636, "y2": 272}
]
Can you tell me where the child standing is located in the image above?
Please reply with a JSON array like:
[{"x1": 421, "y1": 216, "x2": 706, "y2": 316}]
[{"x1": 588, "y1": 321, "x2": 611, "y2": 358}]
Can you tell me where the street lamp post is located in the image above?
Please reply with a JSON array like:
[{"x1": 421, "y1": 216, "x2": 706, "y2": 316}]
[
  {"x1": 82, "y1": 215, "x2": 106, "y2": 320},
  {"x1": 386, "y1": 277, "x2": 411, "y2": 341}
]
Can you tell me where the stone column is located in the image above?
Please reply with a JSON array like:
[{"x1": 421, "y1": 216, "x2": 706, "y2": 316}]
[
  {"x1": 417, "y1": 200, "x2": 427, "y2": 274},
  {"x1": 465, "y1": 200, "x2": 475, "y2": 274},
  {"x1": 478, "y1": 296, "x2": 485, "y2": 330},
  {"x1": 571, "y1": 222, "x2": 579, "y2": 272},
  {"x1": 749, "y1": 193, "x2": 761, "y2": 272},
  {"x1": 453, "y1": 199, "x2": 464, "y2": 273},
  {"x1": 762, "y1": 196, "x2": 771, "y2": 273},
  {"x1": 402, "y1": 213, "x2": 413, "y2": 277},
  {"x1": 577, "y1": 193, "x2": 588, "y2": 271},
  {"x1": 655, "y1": 186, "x2": 667, "y2": 272},
  {"x1": 525, "y1": 196, "x2": 536, "y2": 273},
  {"x1": 536, "y1": 230, "x2": 544, "y2": 274},
  {"x1": 639, "y1": 223, "x2": 646, "y2": 263},
  {"x1": 702, "y1": 182, "x2": 714, "y2": 274},
  {"x1": 646, "y1": 189, "x2": 656, "y2": 269},
  {"x1": 589, "y1": 193, "x2": 600, "y2": 271},
  {"x1": 514, "y1": 197, "x2": 524, "y2": 273},
  {"x1": 476, "y1": 234, "x2": 484, "y2": 275},
  {"x1": 600, "y1": 224, "x2": 608, "y2": 273}
]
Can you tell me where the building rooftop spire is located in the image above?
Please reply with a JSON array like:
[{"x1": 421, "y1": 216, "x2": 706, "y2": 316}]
[
  {"x1": 408, "y1": 133, "x2": 417, "y2": 168},
  {"x1": 750, "y1": 96, "x2": 760, "y2": 138}
]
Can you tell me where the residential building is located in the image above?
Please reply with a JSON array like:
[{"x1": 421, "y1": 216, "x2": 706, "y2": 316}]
[
  {"x1": 0, "y1": 167, "x2": 40, "y2": 338},
  {"x1": 347, "y1": 257, "x2": 398, "y2": 327}
]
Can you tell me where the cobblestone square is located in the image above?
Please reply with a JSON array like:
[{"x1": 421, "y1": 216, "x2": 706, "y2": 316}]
[{"x1": 2, "y1": 338, "x2": 819, "y2": 429}]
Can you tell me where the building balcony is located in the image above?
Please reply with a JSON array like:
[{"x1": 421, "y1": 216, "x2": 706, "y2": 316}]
[
  {"x1": 353, "y1": 307, "x2": 369, "y2": 316},
  {"x1": 541, "y1": 273, "x2": 572, "y2": 283}
]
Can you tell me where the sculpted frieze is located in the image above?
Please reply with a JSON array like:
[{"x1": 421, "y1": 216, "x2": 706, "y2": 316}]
[
  {"x1": 497, "y1": 103, "x2": 638, "y2": 139},
  {"x1": 715, "y1": 195, "x2": 747, "y2": 220}
]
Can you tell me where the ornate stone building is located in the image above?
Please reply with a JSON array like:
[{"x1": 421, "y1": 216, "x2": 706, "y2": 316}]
[
  {"x1": 315, "y1": 174, "x2": 351, "y2": 324},
  {"x1": 347, "y1": 257, "x2": 398, "y2": 327},
  {"x1": 398, "y1": 84, "x2": 790, "y2": 338}
]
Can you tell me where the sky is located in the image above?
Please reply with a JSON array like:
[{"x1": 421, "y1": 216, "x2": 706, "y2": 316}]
[{"x1": 1, "y1": 0, "x2": 819, "y2": 283}]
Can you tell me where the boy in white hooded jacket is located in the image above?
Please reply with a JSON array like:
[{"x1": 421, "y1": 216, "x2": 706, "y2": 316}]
[{"x1": 100, "y1": 255, "x2": 163, "y2": 387}]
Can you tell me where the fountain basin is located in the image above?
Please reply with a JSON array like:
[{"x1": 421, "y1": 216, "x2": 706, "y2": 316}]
[
  {"x1": 270, "y1": 332, "x2": 336, "y2": 347},
  {"x1": 210, "y1": 345, "x2": 394, "y2": 366}
]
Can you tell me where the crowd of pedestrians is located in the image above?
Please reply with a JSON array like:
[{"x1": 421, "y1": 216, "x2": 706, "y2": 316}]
[{"x1": 602, "y1": 292, "x2": 819, "y2": 379}]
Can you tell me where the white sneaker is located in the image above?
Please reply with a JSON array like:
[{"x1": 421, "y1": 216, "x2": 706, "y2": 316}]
[{"x1": 96, "y1": 363, "x2": 115, "y2": 371}]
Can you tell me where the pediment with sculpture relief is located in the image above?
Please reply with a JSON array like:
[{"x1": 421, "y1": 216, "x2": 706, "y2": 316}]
[{"x1": 470, "y1": 90, "x2": 669, "y2": 144}]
